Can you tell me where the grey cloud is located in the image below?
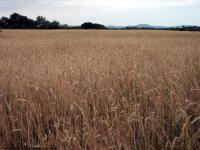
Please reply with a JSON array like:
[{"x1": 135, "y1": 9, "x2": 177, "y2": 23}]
[{"x1": 0, "y1": 0, "x2": 199, "y2": 25}]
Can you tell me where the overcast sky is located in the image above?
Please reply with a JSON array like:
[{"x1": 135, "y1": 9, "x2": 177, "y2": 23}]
[{"x1": 0, "y1": 0, "x2": 199, "y2": 26}]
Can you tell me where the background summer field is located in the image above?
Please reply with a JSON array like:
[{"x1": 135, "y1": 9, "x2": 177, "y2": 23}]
[{"x1": 0, "y1": 30, "x2": 200, "y2": 149}]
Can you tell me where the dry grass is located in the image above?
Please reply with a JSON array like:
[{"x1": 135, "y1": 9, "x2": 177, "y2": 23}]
[{"x1": 0, "y1": 30, "x2": 200, "y2": 149}]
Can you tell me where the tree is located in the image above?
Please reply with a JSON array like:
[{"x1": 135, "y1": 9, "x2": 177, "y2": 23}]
[
  {"x1": 9, "y1": 13, "x2": 25, "y2": 28},
  {"x1": 36, "y1": 16, "x2": 60, "y2": 29},
  {"x1": 36, "y1": 16, "x2": 47, "y2": 29},
  {"x1": 60, "y1": 24, "x2": 69, "y2": 29},
  {"x1": 36, "y1": 16, "x2": 46, "y2": 24},
  {"x1": 7, "y1": 13, "x2": 37, "y2": 29},
  {"x1": 0, "y1": 13, "x2": 63, "y2": 29},
  {"x1": 81, "y1": 22, "x2": 94, "y2": 29},
  {"x1": 81, "y1": 22, "x2": 107, "y2": 29},
  {"x1": 0, "y1": 17, "x2": 9, "y2": 28},
  {"x1": 0, "y1": 19, "x2": 4, "y2": 28},
  {"x1": 49, "y1": 21, "x2": 60, "y2": 29}
]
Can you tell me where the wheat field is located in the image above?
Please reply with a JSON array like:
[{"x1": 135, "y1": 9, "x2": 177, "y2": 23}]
[{"x1": 0, "y1": 30, "x2": 200, "y2": 149}]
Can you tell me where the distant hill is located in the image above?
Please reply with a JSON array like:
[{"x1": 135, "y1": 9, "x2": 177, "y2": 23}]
[
  {"x1": 135, "y1": 24, "x2": 167, "y2": 29},
  {"x1": 107, "y1": 24, "x2": 168, "y2": 29},
  {"x1": 107, "y1": 24, "x2": 200, "y2": 31},
  {"x1": 135, "y1": 24, "x2": 152, "y2": 28}
]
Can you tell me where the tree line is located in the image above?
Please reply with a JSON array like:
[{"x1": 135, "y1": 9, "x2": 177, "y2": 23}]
[
  {"x1": 171, "y1": 26, "x2": 200, "y2": 31},
  {"x1": 125, "y1": 26, "x2": 200, "y2": 31},
  {"x1": 0, "y1": 13, "x2": 107, "y2": 29},
  {"x1": 0, "y1": 13, "x2": 199, "y2": 31}
]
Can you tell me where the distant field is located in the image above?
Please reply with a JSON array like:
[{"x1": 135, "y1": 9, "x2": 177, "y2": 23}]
[{"x1": 0, "y1": 30, "x2": 200, "y2": 149}]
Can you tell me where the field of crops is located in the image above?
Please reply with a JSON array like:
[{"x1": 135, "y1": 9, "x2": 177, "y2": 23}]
[{"x1": 0, "y1": 30, "x2": 200, "y2": 149}]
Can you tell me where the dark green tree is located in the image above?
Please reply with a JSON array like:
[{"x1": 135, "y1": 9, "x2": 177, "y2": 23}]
[
  {"x1": 36, "y1": 16, "x2": 60, "y2": 29},
  {"x1": 49, "y1": 21, "x2": 60, "y2": 29},
  {"x1": 0, "y1": 17, "x2": 10, "y2": 28},
  {"x1": 8, "y1": 13, "x2": 37, "y2": 29},
  {"x1": 81, "y1": 22, "x2": 107, "y2": 29}
]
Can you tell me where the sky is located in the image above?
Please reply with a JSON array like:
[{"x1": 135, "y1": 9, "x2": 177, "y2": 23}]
[{"x1": 0, "y1": 0, "x2": 199, "y2": 26}]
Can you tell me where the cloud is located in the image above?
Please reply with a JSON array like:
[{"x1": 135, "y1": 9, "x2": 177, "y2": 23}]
[
  {"x1": 34, "y1": 0, "x2": 199, "y2": 9},
  {"x1": 42, "y1": 0, "x2": 199, "y2": 7},
  {"x1": 0, "y1": 0, "x2": 199, "y2": 25},
  {"x1": 0, "y1": 0, "x2": 198, "y2": 9}
]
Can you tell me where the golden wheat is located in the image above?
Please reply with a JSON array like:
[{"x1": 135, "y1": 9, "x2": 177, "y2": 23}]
[{"x1": 0, "y1": 30, "x2": 200, "y2": 149}]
